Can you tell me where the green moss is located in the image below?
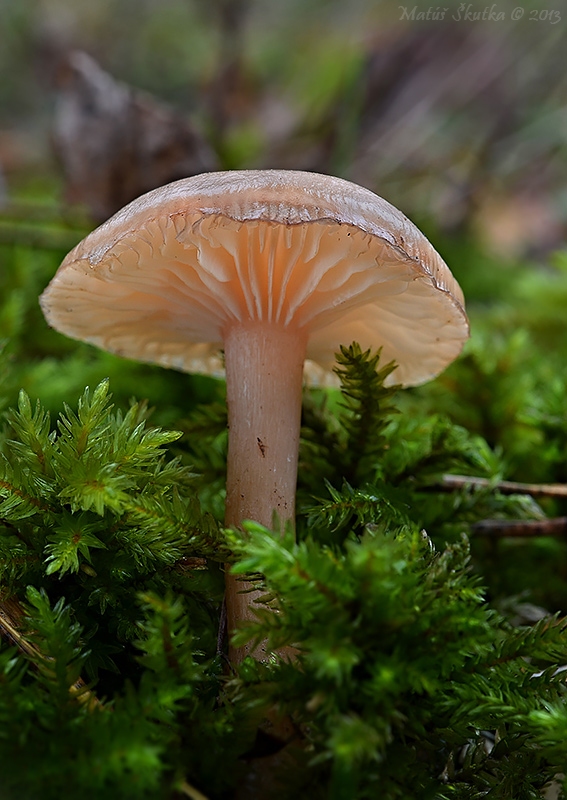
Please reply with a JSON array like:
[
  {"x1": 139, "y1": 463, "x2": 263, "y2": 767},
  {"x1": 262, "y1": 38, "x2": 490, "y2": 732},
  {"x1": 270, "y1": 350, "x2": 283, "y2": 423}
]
[{"x1": 2, "y1": 216, "x2": 567, "y2": 797}]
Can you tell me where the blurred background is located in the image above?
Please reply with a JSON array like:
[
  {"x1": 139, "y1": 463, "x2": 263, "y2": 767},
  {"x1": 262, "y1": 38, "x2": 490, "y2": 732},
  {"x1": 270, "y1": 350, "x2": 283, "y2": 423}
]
[{"x1": 2, "y1": 0, "x2": 566, "y2": 249}]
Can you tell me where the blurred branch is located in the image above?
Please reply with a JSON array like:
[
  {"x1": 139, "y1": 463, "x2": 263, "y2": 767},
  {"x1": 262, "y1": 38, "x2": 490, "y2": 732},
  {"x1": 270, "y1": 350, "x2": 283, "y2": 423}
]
[
  {"x1": 471, "y1": 517, "x2": 567, "y2": 538},
  {"x1": 206, "y1": 0, "x2": 253, "y2": 151},
  {"x1": 0, "y1": 201, "x2": 91, "y2": 228}
]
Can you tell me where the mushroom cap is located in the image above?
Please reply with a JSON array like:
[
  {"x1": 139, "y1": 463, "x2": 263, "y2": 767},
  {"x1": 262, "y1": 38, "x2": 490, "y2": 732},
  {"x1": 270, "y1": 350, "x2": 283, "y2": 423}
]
[{"x1": 40, "y1": 170, "x2": 468, "y2": 386}]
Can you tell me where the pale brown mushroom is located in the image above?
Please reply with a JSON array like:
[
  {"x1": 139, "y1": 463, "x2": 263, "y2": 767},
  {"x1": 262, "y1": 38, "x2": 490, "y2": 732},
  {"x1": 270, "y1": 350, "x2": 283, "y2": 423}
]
[{"x1": 40, "y1": 169, "x2": 469, "y2": 662}]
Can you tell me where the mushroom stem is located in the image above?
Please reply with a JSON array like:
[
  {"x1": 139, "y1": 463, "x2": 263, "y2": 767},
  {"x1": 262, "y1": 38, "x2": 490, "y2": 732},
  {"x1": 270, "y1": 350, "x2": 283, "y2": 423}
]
[{"x1": 223, "y1": 322, "x2": 307, "y2": 662}]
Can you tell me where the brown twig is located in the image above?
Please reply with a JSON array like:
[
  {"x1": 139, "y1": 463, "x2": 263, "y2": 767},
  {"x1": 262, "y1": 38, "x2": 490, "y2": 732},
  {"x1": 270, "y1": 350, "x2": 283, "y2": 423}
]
[
  {"x1": 432, "y1": 475, "x2": 567, "y2": 538},
  {"x1": 436, "y1": 474, "x2": 567, "y2": 499}
]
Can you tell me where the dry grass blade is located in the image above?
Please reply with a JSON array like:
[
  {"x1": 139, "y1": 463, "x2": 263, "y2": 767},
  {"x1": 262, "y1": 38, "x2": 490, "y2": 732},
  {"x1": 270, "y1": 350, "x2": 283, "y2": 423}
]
[{"x1": 0, "y1": 594, "x2": 101, "y2": 709}]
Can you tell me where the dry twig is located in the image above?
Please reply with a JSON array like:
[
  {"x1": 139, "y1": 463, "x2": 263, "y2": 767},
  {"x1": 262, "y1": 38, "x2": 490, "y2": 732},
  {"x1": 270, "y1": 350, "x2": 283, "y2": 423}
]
[{"x1": 437, "y1": 474, "x2": 567, "y2": 498}]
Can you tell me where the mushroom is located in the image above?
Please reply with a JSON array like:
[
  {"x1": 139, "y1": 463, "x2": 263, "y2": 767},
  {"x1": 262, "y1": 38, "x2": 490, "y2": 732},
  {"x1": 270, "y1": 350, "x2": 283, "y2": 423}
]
[{"x1": 40, "y1": 170, "x2": 469, "y2": 662}]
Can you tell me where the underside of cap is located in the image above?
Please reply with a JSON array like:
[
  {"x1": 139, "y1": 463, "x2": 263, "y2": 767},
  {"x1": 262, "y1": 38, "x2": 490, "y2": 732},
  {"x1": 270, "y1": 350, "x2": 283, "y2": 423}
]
[{"x1": 40, "y1": 170, "x2": 469, "y2": 386}]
